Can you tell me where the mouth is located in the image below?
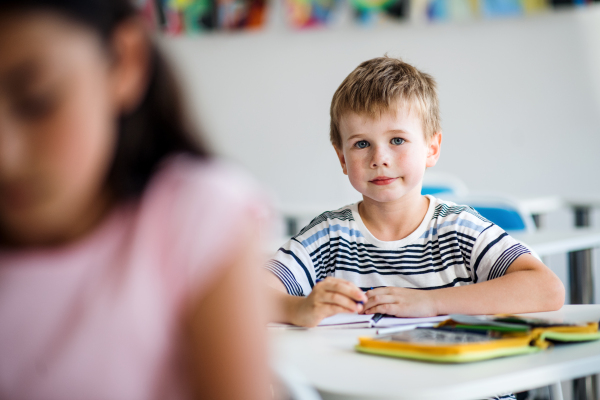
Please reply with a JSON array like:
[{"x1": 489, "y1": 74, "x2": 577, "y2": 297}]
[{"x1": 369, "y1": 176, "x2": 397, "y2": 186}]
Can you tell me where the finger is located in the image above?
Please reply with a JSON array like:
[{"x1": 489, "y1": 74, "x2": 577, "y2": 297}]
[
  {"x1": 321, "y1": 278, "x2": 367, "y2": 303},
  {"x1": 311, "y1": 281, "x2": 363, "y2": 309},
  {"x1": 319, "y1": 291, "x2": 363, "y2": 313},
  {"x1": 363, "y1": 294, "x2": 395, "y2": 310},
  {"x1": 365, "y1": 286, "x2": 395, "y2": 297},
  {"x1": 314, "y1": 278, "x2": 362, "y2": 300},
  {"x1": 320, "y1": 304, "x2": 360, "y2": 318},
  {"x1": 362, "y1": 304, "x2": 395, "y2": 316},
  {"x1": 304, "y1": 304, "x2": 356, "y2": 327},
  {"x1": 314, "y1": 304, "x2": 361, "y2": 326}
]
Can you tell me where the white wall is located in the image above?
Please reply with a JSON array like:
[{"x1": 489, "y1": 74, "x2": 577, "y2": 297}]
[{"x1": 159, "y1": 6, "x2": 600, "y2": 209}]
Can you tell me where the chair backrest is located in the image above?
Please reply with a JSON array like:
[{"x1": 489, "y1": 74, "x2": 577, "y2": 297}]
[
  {"x1": 445, "y1": 194, "x2": 537, "y2": 234},
  {"x1": 421, "y1": 172, "x2": 469, "y2": 197}
]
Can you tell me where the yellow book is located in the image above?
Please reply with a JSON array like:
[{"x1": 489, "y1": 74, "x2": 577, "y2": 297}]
[{"x1": 356, "y1": 315, "x2": 600, "y2": 363}]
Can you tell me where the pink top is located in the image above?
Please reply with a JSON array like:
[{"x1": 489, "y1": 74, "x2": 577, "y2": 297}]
[{"x1": 0, "y1": 156, "x2": 265, "y2": 400}]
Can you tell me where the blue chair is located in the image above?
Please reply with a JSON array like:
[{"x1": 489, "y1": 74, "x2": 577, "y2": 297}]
[
  {"x1": 421, "y1": 173, "x2": 535, "y2": 233},
  {"x1": 446, "y1": 194, "x2": 537, "y2": 234}
]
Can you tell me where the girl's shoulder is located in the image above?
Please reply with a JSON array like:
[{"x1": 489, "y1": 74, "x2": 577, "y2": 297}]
[
  {"x1": 149, "y1": 154, "x2": 261, "y2": 203},
  {"x1": 140, "y1": 154, "x2": 267, "y2": 224}
]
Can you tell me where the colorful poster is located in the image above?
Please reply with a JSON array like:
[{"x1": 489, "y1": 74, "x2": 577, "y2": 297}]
[
  {"x1": 480, "y1": 0, "x2": 523, "y2": 17},
  {"x1": 521, "y1": 0, "x2": 548, "y2": 13},
  {"x1": 136, "y1": 0, "x2": 594, "y2": 33},
  {"x1": 219, "y1": 0, "x2": 268, "y2": 30},
  {"x1": 139, "y1": 0, "x2": 266, "y2": 34},
  {"x1": 350, "y1": 0, "x2": 409, "y2": 25},
  {"x1": 285, "y1": 0, "x2": 340, "y2": 28},
  {"x1": 426, "y1": 0, "x2": 477, "y2": 21}
]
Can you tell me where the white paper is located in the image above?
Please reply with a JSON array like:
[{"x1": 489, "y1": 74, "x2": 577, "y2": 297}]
[
  {"x1": 318, "y1": 313, "x2": 374, "y2": 327},
  {"x1": 374, "y1": 315, "x2": 450, "y2": 328},
  {"x1": 317, "y1": 314, "x2": 450, "y2": 328}
]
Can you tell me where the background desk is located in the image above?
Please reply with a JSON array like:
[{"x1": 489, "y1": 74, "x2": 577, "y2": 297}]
[
  {"x1": 270, "y1": 305, "x2": 600, "y2": 400},
  {"x1": 514, "y1": 229, "x2": 600, "y2": 257}
]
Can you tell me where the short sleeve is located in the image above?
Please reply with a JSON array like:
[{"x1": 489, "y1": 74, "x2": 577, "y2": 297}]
[
  {"x1": 266, "y1": 238, "x2": 316, "y2": 297},
  {"x1": 469, "y1": 222, "x2": 532, "y2": 283}
]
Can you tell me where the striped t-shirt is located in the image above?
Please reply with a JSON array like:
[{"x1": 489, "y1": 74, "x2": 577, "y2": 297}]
[{"x1": 267, "y1": 195, "x2": 531, "y2": 297}]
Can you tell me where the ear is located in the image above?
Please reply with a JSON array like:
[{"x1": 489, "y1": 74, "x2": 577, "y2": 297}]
[
  {"x1": 109, "y1": 18, "x2": 150, "y2": 114},
  {"x1": 334, "y1": 146, "x2": 348, "y2": 175},
  {"x1": 425, "y1": 131, "x2": 442, "y2": 168}
]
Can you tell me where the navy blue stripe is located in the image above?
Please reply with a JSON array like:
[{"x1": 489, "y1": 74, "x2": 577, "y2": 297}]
[
  {"x1": 488, "y1": 244, "x2": 530, "y2": 280},
  {"x1": 310, "y1": 237, "x2": 468, "y2": 269},
  {"x1": 358, "y1": 286, "x2": 385, "y2": 291},
  {"x1": 316, "y1": 246, "x2": 454, "y2": 272},
  {"x1": 357, "y1": 277, "x2": 472, "y2": 291},
  {"x1": 479, "y1": 223, "x2": 494, "y2": 235},
  {"x1": 309, "y1": 241, "x2": 472, "y2": 278},
  {"x1": 405, "y1": 231, "x2": 477, "y2": 249},
  {"x1": 265, "y1": 260, "x2": 304, "y2": 296},
  {"x1": 279, "y1": 248, "x2": 315, "y2": 288},
  {"x1": 432, "y1": 204, "x2": 490, "y2": 223},
  {"x1": 308, "y1": 232, "x2": 476, "y2": 261},
  {"x1": 416, "y1": 276, "x2": 473, "y2": 289},
  {"x1": 334, "y1": 258, "x2": 467, "y2": 276},
  {"x1": 317, "y1": 245, "x2": 460, "y2": 265},
  {"x1": 326, "y1": 250, "x2": 465, "y2": 272},
  {"x1": 265, "y1": 261, "x2": 296, "y2": 294},
  {"x1": 296, "y1": 209, "x2": 354, "y2": 237},
  {"x1": 472, "y1": 232, "x2": 508, "y2": 283}
]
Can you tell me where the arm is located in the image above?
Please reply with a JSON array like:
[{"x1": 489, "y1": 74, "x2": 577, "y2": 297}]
[
  {"x1": 433, "y1": 253, "x2": 565, "y2": 314},
  {"x1": 363, "y1": 254, "x2": 565, "y2": 316},
  {"x1": 266, "y1": 272, "x2": 367, "y2": 327},
  {"x1": 181, "y1": 234, "x2": 271, "y2": 400}
]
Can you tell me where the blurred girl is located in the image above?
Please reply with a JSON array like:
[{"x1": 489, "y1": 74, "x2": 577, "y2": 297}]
[{"x1": 0, "y1": 0, "x2": 270, "y2": 399}]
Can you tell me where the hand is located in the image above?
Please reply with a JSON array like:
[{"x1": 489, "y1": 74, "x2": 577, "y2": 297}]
[
  {"x1": 361, "y1": 287, "x2": 438, "y2": 317},
  {"x1": 291, "y1": 277, "x2": 368, "y2": 327}
]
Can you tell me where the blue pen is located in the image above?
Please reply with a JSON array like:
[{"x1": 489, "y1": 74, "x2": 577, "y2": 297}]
[
  {"x1": 372, "y1": 313, "x2": 384, "y2": 323},
  {"x1": 316, "y1": 278, "x2": 364, "y2": 305}
]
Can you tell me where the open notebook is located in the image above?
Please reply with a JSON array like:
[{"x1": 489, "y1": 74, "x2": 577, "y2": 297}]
[
  {"x1": 268, "y1": 314, "x2": 449, "y2": 329},
  {"x1": 318, "y1": 313, "x2": 449, "y2": 329}
]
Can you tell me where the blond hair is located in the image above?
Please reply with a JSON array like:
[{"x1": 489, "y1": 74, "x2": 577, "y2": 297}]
[{"x1": 330, "y1": 56, "x2": 441, "y2": 149}]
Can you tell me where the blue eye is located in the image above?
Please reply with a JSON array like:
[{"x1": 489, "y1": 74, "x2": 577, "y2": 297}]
[
  {"x1": 391, "y1": 138, "x2": 405, "y2": 145},
  {"x1": 355, "y1": 140, "x2": 369, "y2": 149}
]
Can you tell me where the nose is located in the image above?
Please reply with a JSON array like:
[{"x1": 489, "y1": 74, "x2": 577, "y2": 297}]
[{"x1": 370, "y1": 145, "x2": 390, "y2": 168}]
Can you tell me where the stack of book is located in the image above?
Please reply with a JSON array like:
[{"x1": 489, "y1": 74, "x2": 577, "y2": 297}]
[{"x1": 356, "y1": 314, "x2": 600, "y2": 363}]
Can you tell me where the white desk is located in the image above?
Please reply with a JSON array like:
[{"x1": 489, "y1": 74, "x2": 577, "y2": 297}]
[
  {"x1": 515, "y1": 195, "x2": 564, "y2": 217},
  {"x1": 563, "y1": 195, "x2": 600, "y2": 229},
  {"x1": 270, "y1": 305, "x2": 600, "y2": 400},
  {"x1": 513, "y1": 228, "x2": 600, "y2": 257},
  {"x1": 564, "y1": 195, "x2": 600, "y2": 210}
]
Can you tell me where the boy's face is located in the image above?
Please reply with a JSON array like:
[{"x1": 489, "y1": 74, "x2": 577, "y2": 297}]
[{"x1": 335, "y1": 103, "x2": 441, "y2": 205}]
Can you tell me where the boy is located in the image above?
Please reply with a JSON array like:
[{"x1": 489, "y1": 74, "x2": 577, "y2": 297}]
[{"x1": 265, "y1": 56, "x2": 564, "y2": 328}]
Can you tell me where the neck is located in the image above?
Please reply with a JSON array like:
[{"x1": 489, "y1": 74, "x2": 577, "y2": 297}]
[
  {"x1": 358, "y1": 191, "x2": 430, "y2": 242},
  {"x1": 0, "y1": 190, "x2": 115, "y2": 249}
]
